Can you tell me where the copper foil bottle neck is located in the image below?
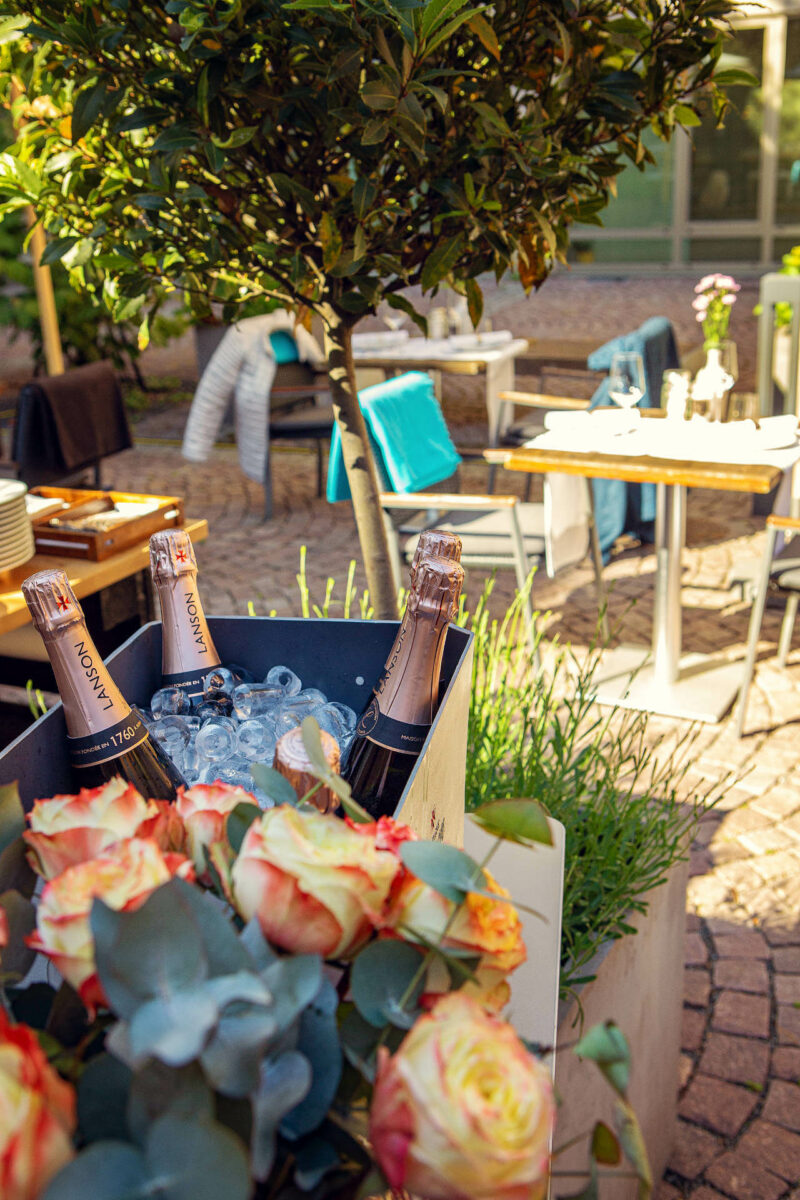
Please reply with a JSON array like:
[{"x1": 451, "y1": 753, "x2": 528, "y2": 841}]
[
  {"x1": 273, "y1": 727, "x2": 341, "y2": 814},
  {"x1": 22, "y1": 568, "x2": 84, "y2": 640},
  {"x1": 410, "y1": 528, "x2": 462, "y2": 583},
  {"x1": 150, "y1": 529, "x2": 198, "y2": 584},
  {"x1": 406, "y1": 557, "x2": 464, "y2": 627}
]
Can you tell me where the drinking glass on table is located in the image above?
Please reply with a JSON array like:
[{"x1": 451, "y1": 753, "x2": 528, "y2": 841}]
[{"x1": 609, "y1": 351, "x2": 646, "y2": 410}]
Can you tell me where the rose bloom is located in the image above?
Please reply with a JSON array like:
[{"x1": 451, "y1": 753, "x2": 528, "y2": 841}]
[
  {"x1": 27, "y1": 838, "x2": 194, "y2": 1013},
  {"x1": 0, "y1": 1010, "x2": 76, "y2": 1200},
  {"x1": 232, "y1": 805, "x2": 406, "y2": 957},
  {"x1": 24, "y1": 777, "x2": 168, "y2": 880},
  {"x1": 386, "y1": 868, "x2": 526, "y2": 1012},
  {"x1": 176, "y1": 782, "x2": 259, "y2": 876},
  {"x1": 370, "y1": 992, "x2": 554, "y2": 1200}
]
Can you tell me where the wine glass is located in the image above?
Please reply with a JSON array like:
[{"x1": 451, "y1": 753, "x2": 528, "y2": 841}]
[{"x1": 608, "y1": 351, "x2": 646, "y2": 410}]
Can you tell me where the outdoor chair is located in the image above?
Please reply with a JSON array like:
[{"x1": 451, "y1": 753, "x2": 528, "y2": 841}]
[
  {"x1": 735, "y1": 513, "x2": 800, "y2": 736},
  {"x1": 264, "y1": 356, "x2": 333, "y2": 520},
  {"x1": 12, "y1": 360, "x2": 132, "y2": 489},
  {"x1": 493, "y1": 317, "x2": 681, "y2": 559},
  {"x1": 327, "y1": 371, "x2": 607, "y2": 640}
]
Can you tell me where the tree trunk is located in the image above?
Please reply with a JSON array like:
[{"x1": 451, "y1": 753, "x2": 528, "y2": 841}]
[{"x1": 324, "y1": 307, "x2": 399, "y2": 620}]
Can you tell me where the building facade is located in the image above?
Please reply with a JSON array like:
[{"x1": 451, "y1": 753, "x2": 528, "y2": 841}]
[{"x1": 572, "y1": 0, "x2": 800, "y2": 269}]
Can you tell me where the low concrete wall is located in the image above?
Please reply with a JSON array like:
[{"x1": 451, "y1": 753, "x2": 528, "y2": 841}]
[{"x1": 553, "y1": 857, "x2": 689, "y2": 1198}]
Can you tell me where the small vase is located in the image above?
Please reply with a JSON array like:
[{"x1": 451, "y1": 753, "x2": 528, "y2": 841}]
[{"x1": 692, "y1": 344, "x2": 735, "y2": 422}]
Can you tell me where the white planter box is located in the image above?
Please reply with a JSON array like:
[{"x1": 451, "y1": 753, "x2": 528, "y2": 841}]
[{"x1": 553, "y1": 857, "x2": 689, "y2": 1198}]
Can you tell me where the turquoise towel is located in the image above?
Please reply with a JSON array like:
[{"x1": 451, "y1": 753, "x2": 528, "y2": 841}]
[
  {"x1": 327, "y1": 372, "x2": 462, "y2": 503},
  {"x1": 268, "y1": 330, "x2": 299, "y2": 363}
]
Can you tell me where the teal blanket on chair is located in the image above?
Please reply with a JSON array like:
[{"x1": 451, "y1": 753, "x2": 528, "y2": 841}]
[{"x1": 327, "y1": 372, "x2": 462, "y2": 502}]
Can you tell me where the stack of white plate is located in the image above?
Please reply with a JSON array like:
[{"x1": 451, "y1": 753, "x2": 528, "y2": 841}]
[{"x1": 0, "y1": 481, "x2": 35, "y2": 572}]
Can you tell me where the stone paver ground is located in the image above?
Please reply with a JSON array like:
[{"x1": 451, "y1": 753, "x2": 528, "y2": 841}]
[{"x1": 4, "y1": 272, "x2": 796, "y2": 1196}]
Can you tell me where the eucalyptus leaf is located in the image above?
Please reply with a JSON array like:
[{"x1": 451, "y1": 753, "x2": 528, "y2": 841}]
[
  {"x1": 226, "y1": 803, "x2": 262, "y2": 856},
  {"x1": 0, "y1": 889, "x2": 36, "y2": 982},
  {"x1": 127, "y1": 1062, "x2": 213, "y2": 1144},
  {"x1": 470, "y1": 799, "x2": 553, "y2": 847},
  {"x1": 399, "y1": 840, "x2": 486, "y2": 903},
  {"x1": 251, "y1": 1052, "x2": 313, "y2": 1180},
  {"x1": 574, "y1": 1021, "x2": 630, "y2": 1098},
  {"x1": 350, "y1": 938, "x2": 425, "y2": 1028},
  {"x1": 250, "y1": 763, "x2": 299, "y2": 807},
  {"x1": 128, "y1": 989, "x2": 219, "y2": 1067},
  {"x1": 282, "y1": 977, "x2": 342, "y2": 1139},
  {"x1": 77, "y1": 1054, "x2": 132, "y2": 1144},
  {"x1": 145, "y1": 1114, "x2": 251, "y2": 1200},
  {"x1": 42, "y1": 1142, "x2": 148, "y2": 1200},
  {"x1": 0, "y1": 782, "x2": 25, "y2": 856}
]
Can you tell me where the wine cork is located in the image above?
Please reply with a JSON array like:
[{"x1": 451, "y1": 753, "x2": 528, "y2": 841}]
[{"x1": 273, "y1": 726, "x2": 341, "y2": 814}]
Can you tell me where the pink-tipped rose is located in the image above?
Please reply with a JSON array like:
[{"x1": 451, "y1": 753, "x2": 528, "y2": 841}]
[
  {"x1": 27, "y1": 838, "x2": 194, "y2": 1013},
  {"x1": 24, "y1": 778, "x2": 168, "y2": 880},
  {"x1": 176, "y1": 782, "x2": 259, "y2": 877},
  {"x1": 0, "y1": 1010, "x2": 76, "y2": 1200},
  {"x1": 386, "y1": 867, "x2": 526, "y2": 1012},
  {"x1": 370, "y1": 992, "x2": 554, "y2": 1200},
  {"x1": 231, "y1": 805, "x2": 407, "y2": 958}
]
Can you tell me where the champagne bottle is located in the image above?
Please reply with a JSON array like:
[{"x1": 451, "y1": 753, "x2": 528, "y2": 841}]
[
  {"x1": 150, "y1": 529, "x2": 221, "y2": 701},
  {"x1": 274, "y1": 726, "x2": 341, "y2": 814},
  {"x1": 22, "y1": 569, "x2": 186, "y2": 800},
  {"x1": 342, "y1": 557, "x2": 464, "y2": 818}
]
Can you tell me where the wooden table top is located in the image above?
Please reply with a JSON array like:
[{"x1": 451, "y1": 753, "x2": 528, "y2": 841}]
[
  {"x1": 0, "y1": 517, "x2": 209, "y2": 638},
  {"x1": 492, "y1": 446, "x2": 783, "y2": 495},
  {"x1": 353, "y1": 337, "x2": 529, "y2": 375}
]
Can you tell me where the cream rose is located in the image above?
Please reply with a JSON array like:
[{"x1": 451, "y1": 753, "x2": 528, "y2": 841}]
[
  {"x1": 231, "y1": 805, "x2": 406, "y2": 958},
  {"x1": 27, "y1": 838, "x2": 194, "y2": 1013},
  {"x1": 24, "y1": 778, "x2": 166, "y2": 880},
  {"x1": 0, "y1": 1010, "x2": 76, "y2": 1200},
  {"x1": 176, "y1": 782, "x2": 258, "y2": 876},
  {"x1": 370, "y1": 992, "x2": 554, "y2": 1200},
  {"x1": 386, "y1": 868, "x2": 526, "y2": 1011}
]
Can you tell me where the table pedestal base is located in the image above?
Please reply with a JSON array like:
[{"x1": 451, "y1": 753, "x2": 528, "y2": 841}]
[{"x1": 594, "y1": 644, "x2": 743, "y2": 723}]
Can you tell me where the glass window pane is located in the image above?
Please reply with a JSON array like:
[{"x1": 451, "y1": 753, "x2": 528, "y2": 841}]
[
  {"x1": 778, "y1": 19, "x2": 800, "y2": 224},
  {"x1": 689, "y1": 237, "x2": 761, "y2": 261},
  {"x1": 689, "y1": 28, "x2": 764, "y2": 222},
  {"x1": 567, "y1": 238, "x2": 672, "y2": 264},
  {"x1": 594, "y1": 129, "x2": 674, "y2": 229}
]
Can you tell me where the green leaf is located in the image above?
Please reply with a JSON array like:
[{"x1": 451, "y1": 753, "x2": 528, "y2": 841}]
[
  {"x1": 300, "y1": 716, "x2": 354, "y2": 807},
  {"x1": 713, "y1": 68, "x2": 759, "y2": 87},
  {"x1": 0, "y1": 782, "x2": 25, "y2": 857},
  {"x1": 127, "y1": 1061, "x2": 213, "y2": 1144},
  {"x1": 249, "y1": 764, "x2": 298, "y2": 807},
  {"x1": 0, "y1": 15, "x2": 28, "y2": 44},
  {"x1": 146, "y1": 1114, "x2": 251, "y2": 1200},
  {"x1": 614, "y1": 1099, "x2": 652, "y2": 1198},
  {"x1": 212, "y1": 126, "x2": 258, "y2": 149},
  {"x1": 361, "y1": 119, "x2": 388, "y2": 145},
  {"x1": 226, "y1": 803, "x2": 262, "y2": 856},
  {"x1": 673, "y1": 103, "x2": 701, "y2": 127},
  {"x1": 72, "y1": 81, "x2": 108, "y2": 141},
  {"x1": 361, "y1": 79, "x2": 398, "y2": 111},
  {"x1": 42, "y1": 1142, "x2": 147, "y2": 1200},
  {"x1": 77, "y1": 1054, "x2": 132, "y2": 1143},
  {"x1": 153, "y1": 126, "x2": 197, "y2": 153},
  {"x1": 420, "y1": 0, "x2": 472, "y2": 41},
  {"x1": 319, "y1": 212, "x2": 343, "y2": 270},
  {"x1": 283, "y1": 977, "x2": 342, "y2": 1138},
  {"x1": 251, "y1": 1052, "x2": 313, "y2": 1181},
  {"x1": 466, "y1": 12, "x2": 500, "y2": 59},
  {"x1": 91, "y1": 881, "x2": 208, "y2": 1020},
  {"x1": 420, "y1": 234, "x2": 463, "y2": 292},
  {"x1": 350, "y1": 939, "x2": 425, "y2": 1028},
  {"x1": 0, "y1": 890, "x2": 36, "y2": 983},
  {"x1": 574, "y1": 1021, "x2": 630, "y2": 1098},
  {"x1": 470, "y1": 798, "x2": 552, "y2": 847},
  {"x1": 352, "y1": 176, "x2": 377, "y2": 220},
  {"x1": 465, "y1": 277, "x2": 483, "y2": 328},
  {"x1": 40, "y1": 237, "x2": 78, "y2": 266},
  {"x1": 338, "y1": 792, "x2": 373, "y2": 825},
  {"x1": 387, "y1": 292, "x2": 427, "y2": 335},
  {"x1": 591, "y1": 1120, "x2": 621, "y2": 1165},
  {"x1": 128, "y1": 990, "x2": 220, "y2": 1067},
  {"x1": 400, "y1": 840, "x2": 485, "y2": 903}
]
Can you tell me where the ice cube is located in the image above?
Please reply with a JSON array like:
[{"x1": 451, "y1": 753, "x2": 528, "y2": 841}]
[
  {"x1": 232, "y1": 683, "x2": 283, "y2": 721},
  {"x1": 237, "y1": 719, "x2": 277, "y2": 762},
  {"x1": 326, "y1": 701, "x2": 357, "y2": 733},
  {"x1": 204, "y1": 667, "x2": 237, "y2": 697},
  {"x1": 228, "y1": 662, "x2": 256, "y2": 685},
  {"x1": 194, "y1": 698, "x2": 233, "y2": 721},
  {"x1": 151, "y1": 715, "x2": 191, "y2": 749},
  {"x1": 265, "y1": 665, "x2": 302, "y2": 695},
  {"x1": 151, "y1": 687, "x2": 192, "y2": 719},
  {"x1": 297, "y1": 688, "x2": 327, "y2": 707},
  {"x1": 195, "y1": 721, "x2": 237, "y2": 763}
]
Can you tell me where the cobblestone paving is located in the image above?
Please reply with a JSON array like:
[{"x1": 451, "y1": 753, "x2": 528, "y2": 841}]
[{"x1": 12, "y1": 272, "x2": 798, "y2": 1197}]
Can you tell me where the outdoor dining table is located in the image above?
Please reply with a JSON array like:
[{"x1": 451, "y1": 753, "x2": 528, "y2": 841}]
[
  {"x1": 489, "y1": 412, "x2": 800, "y2": 722},
  {"x1": 352, "y1": 334, "x2": 530, "y2": 446}
]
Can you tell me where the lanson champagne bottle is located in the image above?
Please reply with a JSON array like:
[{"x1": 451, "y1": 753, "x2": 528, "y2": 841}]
[
  {"x1": 410, "y1": 528, "x2": 462, "y2": 582},
  {"x1": 150, "y1": 529, "x2": 221, "y2": 701},
  {"x1": 342, "y1": 556, "x2": 464, "y2": 818},
  {"x1": 22, "y1": 569, "x2": 186, "y2": 800}
]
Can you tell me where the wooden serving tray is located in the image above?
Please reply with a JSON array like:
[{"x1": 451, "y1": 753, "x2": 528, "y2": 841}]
[{"x1": 29, "y1": 487, "x2": 184, "y2": 561}]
